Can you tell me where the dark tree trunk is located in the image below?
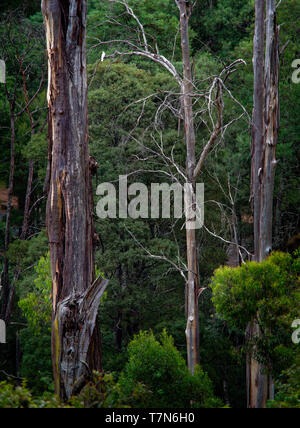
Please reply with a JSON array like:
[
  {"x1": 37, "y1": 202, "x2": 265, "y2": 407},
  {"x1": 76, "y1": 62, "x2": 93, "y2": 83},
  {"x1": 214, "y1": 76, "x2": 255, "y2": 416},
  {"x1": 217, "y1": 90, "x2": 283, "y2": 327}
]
[
  {"x1": 42, "y1": 0, "x2": 108, "y2": 400},
  {"x1": 176, "y1": 0, "x2": 200, "y2": 374},
  {"x1": 260, "y1": 0, "x2": 279, "y2": 260},
  {"x1": 20, "y1": 160, "x2": 34, "y2": 240}
]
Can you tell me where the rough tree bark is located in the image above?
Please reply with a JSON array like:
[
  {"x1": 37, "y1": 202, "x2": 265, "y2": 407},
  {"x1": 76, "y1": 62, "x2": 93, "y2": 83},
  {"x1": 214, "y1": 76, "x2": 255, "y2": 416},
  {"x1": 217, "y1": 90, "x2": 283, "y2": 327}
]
[
  {"x1": 261, "y1": 0, "x2": 279, "y2": 261},
  {"x1": 175, "y1": 0, "x2": 200, "y2": 374},
  {"x1": 42, "y1": 0, "x2": 108, "y2": 400},
  {"x1": 249, "y1": 0, "x2": 279, "y2": 408}
]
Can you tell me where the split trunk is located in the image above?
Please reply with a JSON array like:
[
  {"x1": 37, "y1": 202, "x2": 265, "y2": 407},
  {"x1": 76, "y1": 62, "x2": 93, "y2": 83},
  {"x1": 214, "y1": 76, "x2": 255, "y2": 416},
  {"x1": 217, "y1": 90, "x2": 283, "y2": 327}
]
[{"x1": 42, "y1": 0, "x2": 108, "y2": 400}]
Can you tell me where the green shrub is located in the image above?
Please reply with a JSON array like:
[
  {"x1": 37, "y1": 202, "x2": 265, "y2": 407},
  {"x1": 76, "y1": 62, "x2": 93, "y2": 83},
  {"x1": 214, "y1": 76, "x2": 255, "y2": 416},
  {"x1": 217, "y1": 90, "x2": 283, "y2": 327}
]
[
  {"x1": 118, "y1": 330, "x2": 223, "y2": 408},
  {"x1": 18, "y1": 253, "x2": 52, "y2": 335},
  {"x1": 0, "y1": 381, "x2": 34, "y2": 408},
  {"x1": 211, "y1": 251, "x2": 300, "y2": 374},
  {"x1": 0, "y1": 381, "x2": 66, "y2": 408}
]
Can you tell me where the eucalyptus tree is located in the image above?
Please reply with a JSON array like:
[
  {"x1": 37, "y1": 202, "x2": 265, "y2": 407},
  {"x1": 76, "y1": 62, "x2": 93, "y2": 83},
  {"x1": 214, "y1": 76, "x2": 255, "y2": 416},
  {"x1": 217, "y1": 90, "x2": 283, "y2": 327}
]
[
  {"x1": 250, "y1": 0, "x2": 280, "y2": 408},
  {"x1": 93, "y1": 0, "x2": 246, "y2": 375},
  {"x1": 41, "y1": 0, "x2": 108, "y2": 400}
]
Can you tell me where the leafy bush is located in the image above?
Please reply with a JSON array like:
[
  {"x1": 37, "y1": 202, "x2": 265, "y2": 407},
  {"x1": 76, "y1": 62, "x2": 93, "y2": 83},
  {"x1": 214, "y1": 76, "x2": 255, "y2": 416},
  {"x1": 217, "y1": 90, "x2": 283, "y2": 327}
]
[
  {"x1": 0, "y1": 381, "x2": 34, "y2": 408},
  {"x1": 118, "y1": 330, "x2": 223, "y2": 408},
  {"x1": 211, "y1": 252, "x2": 300, "y2": 374},
  {"x1": 16, "y1": 253, "x2": 52, "y2": 394},
  {"x1": 211, "y1": 252, "x2": 300, "y2": 331},
  {"x1": 18, "y1": 253, "x2": 52, "y2": 335},
  {"x1": 0, "y1": 381, "x2": 68, "y2": 408}
]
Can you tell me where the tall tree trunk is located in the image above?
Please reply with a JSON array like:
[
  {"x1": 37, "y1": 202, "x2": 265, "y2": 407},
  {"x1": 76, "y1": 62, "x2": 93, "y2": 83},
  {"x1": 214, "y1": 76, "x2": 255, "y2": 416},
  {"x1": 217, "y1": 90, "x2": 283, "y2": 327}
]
[
  {"x1": 249, "y1": 0, "x2": 279, "y2": 408},
  {"x1": 251, "y1": 0, "x2": 265, "y2": 262},
  {"x1": 1, "y1": 107, "x2": 15, "y2": 323},
  {"x1": 42, "y1": 0, "x2": 108, "y2": 400},
  {"x1": 261, "y1": 0, "x2": 279, "y2": 260},
  {"x1": 176, "y1": 0, "x2": 200, "y2": 374}
]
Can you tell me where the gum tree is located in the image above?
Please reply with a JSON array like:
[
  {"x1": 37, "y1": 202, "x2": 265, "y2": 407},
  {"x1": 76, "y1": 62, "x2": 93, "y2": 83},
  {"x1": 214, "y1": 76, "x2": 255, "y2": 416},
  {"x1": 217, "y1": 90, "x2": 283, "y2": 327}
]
[
  {"x1": 93, "y1": 0, "x2": 245, "y2": 375},
  {"x1": 41, "y1": 0, "x2": 108, "y2": 400},
  {"x1": 250, "y1": 0, "x2": 280, "y2": 408}
]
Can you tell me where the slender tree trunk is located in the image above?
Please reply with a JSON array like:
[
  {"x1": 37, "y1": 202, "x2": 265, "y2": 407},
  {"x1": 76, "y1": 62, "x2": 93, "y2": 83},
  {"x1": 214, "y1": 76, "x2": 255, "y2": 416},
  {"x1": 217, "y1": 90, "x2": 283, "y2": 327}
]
[
  {"x1": 20, "y1": 160, "x2": 34, "y2": 240},
  {"x1": 249, "y1": 0, "x2": 279, "y2": 408},
  {"x1": 42, "y1": 0, "x2": 108, "y2": 400},
  {"x1": 176, "y1": 0, "x2": 200, "y2": 374},
  {"x1": 1, "y1": 107, "x2": 15, "y2": 322}
]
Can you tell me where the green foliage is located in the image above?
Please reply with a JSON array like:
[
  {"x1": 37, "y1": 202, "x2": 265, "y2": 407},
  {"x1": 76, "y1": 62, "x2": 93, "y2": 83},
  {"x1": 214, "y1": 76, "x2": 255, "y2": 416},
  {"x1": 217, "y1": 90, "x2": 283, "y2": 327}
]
[
  {"x1": 87, "y1": 0, "x2": 187, "y2": 64},
  {"x1": 18, "y1": 253, "x2": 52, "y2": 335},
  {"x1": 15, "y1": 249, "x2": 52, "y2": 394},
  {"x1": 0, "y1": 381, "x2": 65, "y2": 408},
  {"x1": 0, "y1": 381, "x2": 35, "y2": 408},
  {"x1": 211, "y1": 252, "x2": 300, "y2": 330},
  {"x1": 118, "y1": 330, "x2": 223, "y2": 408},
  {"x1": 191, "y1": 0, "x2": 254, "y2": 57},
  {"x1": 211, "y1": 252, "x2": 300, "y2": 374},
  {"x1": 22, "y1": 129, "x2": 48, "y2": 182},
  {"x1": 19, "y1": 329, "x2": 53, "y2": 395}
]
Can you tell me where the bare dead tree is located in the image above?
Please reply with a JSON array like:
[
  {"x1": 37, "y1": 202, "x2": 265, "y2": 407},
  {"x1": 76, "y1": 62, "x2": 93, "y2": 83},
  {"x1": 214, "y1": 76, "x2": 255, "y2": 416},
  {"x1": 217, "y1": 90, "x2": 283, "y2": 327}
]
[{"x1": 93, "y1": 0, "x2": 247, "y2": 375}]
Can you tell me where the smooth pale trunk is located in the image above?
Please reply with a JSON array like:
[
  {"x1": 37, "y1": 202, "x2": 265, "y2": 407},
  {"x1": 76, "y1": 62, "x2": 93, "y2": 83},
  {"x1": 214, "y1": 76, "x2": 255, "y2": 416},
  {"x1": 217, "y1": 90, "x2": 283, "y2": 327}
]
[
  {"x1": 249, "y1": 0, "x2": 279, "y2": 408},
  {"x1": 176, "y1": 0, "x2": 200, "y2": 373}
]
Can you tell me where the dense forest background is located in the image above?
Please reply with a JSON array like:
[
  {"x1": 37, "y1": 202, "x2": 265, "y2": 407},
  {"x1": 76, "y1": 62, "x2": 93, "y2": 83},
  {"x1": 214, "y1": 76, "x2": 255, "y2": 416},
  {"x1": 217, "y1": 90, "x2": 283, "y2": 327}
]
[{"x1": 0, "y1": 0, "x2": 299, "y2": 408}]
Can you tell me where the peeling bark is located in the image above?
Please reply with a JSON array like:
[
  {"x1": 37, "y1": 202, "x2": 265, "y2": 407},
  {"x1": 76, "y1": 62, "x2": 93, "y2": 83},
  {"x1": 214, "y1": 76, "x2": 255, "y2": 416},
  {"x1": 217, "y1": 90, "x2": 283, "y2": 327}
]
[
  {"x1": 249, "y1": 0, "x2": 279, "y2": 408},
  {"x1": 260, "y1": 0, "x2": 280, "y2": 261},
  {"x1": 42, "y1": 0, "x2": 107, "y2": 400}
]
